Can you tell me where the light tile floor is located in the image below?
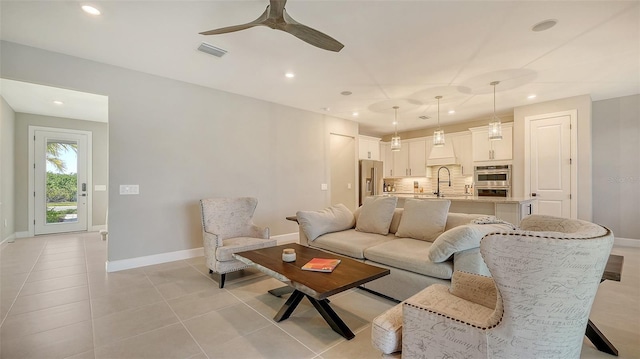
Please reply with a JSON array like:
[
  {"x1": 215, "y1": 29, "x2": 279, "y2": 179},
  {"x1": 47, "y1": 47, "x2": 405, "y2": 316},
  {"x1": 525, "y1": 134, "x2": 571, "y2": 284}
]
[{"x1": 0, "y1": 232, "x2": 638, "y2": 358}]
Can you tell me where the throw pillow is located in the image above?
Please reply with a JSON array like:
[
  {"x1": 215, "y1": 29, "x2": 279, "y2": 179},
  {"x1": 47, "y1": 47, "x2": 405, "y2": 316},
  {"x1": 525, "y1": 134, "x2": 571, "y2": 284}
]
[
  {"x1": 395, "y1": 199, "x2": 450, "y2": 241},
  {"x1": 356, "y1": 196, "x2": 398, "y2": 235},
  {"x1": 428, "y1": 223, "x2": 513, "y2": 262},
  {"x1": 296, "y1": 204, "x2": 355, "y2": 241}
]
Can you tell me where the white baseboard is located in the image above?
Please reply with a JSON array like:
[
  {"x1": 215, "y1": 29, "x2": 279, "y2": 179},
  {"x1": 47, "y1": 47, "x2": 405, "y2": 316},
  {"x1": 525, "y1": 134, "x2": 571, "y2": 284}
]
[
  {"x1": 106, "y1": 247, "x2": 204, "y2": 272},
  {"x1": 272, "y1": 232, "x2": 299, "y2": 245},
  {"x1": 92, "y1": 225, "x2": 106, "y2": 232},
  {"x1": 614, "y1": 237, "x2": 640, "y2": 247},
  {"x1": 105, "y1": 232, "x2": 300, "y2": 273},
  {"x1": 15, "y1": 231, "x2": 30, "y2": 239},
  {"x1": 1, "y1": 234, "x2": 16, "y2": 245}
]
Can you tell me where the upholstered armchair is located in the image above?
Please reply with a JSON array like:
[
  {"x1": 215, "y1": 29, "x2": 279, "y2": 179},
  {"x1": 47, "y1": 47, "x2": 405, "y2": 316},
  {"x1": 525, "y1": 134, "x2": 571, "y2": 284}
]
[
  {"x1": 372, "y1": 215, "x2": 614, "y2": 359},
  {"x1": 199, "y1": 197, "x2": 277, "y2": 288}
]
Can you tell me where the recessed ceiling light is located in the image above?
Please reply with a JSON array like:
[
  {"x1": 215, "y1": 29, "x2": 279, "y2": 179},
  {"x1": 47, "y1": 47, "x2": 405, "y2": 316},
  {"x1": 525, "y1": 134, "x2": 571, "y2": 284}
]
[
  {"x1": 81, "y1": 5, "x2": 101, "y2": 16},
  {"x1": 448, "y1": 110, "x2": 455, "y2": 114},
  {"x1": 532, "y1": 19, "x2": 557, "y2": 32},
  {"x1": 527, "y1": 94, "x2": 537, "y2": 99},
  {"x1": 340, "y1": 91, "x2": 352, "y2": 96},
  {"x1": 392, "y1": 121, "x2": 398, "y2": 125},
  {"x1": 352, "y1": 112, "x2": 359, "y2": 117},
  {"x1": 53, "y1": 100, "x2": 64, "y2": 105},
  {"x1": 322, "y1": 107, "x2": 331, "y2": 111},
  {"x1": 285, "y1": 72, "x2": 295, "y2": 78}
]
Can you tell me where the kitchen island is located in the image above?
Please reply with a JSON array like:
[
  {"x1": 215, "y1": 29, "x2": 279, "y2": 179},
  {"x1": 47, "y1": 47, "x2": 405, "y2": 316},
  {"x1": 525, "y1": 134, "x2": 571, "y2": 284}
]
[{"x1": 382, "y1": 194, "x2": 536, "y2": 226}]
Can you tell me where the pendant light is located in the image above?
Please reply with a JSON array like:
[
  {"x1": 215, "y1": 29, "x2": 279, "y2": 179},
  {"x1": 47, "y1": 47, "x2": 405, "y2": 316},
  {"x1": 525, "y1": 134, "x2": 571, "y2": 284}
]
[
  {"x1": 433, "y1": 96, "x2": 445, "y2": 147},
  {"x1": 390, "y1": 106, "x2": 401, "y2": 152},
  {"x1": 488, "y1": 81, "x2": 503, "y2": 140}
]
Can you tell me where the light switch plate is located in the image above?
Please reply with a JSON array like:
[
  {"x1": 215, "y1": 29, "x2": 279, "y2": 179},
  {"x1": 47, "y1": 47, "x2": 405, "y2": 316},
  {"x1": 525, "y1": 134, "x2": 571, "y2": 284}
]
[
  {"x1": 321, "y1": 184, "x2": 328, "y2": 190},
  {"x1": 120, "y1": 185, "x2": 139, "y2": 195}
]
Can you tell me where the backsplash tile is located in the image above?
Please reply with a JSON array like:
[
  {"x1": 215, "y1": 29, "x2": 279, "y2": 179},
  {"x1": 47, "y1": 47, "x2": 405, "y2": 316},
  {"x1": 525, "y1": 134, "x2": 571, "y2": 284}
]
[{"x1": 383, "y1": 165, "x2": 473, "y2": 195}]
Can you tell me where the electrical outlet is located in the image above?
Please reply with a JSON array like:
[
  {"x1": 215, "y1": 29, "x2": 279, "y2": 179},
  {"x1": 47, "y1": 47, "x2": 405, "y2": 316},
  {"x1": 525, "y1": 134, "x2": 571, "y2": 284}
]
[{"x1": 347, "y1": 183, "x2": 352, "y2": 189}]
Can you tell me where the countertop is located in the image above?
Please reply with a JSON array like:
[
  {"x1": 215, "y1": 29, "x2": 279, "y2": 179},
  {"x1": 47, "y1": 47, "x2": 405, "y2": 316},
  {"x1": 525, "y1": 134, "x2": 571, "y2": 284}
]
[{"x1": 379, "y1": 193, "x2": 536, "y2": 204}]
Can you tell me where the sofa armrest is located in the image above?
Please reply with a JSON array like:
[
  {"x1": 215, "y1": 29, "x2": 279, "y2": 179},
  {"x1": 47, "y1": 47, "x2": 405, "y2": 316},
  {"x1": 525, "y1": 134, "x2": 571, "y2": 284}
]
[
  {"x1": 298, "y1": 226, "x2": 310, "y2": 246},
  {"x1": 450, "y1": 271, "x2": 497, "y2": 309}
]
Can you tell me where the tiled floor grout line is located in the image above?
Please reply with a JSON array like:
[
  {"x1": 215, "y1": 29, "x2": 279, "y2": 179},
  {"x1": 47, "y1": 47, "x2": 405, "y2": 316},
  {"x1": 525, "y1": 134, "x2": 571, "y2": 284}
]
[
  {"x1": 147, "y1": 261, "x2": 213, "y2": 359},
  {"x1": 0, "y1": 238, "x2": 48, "y2": 327}
]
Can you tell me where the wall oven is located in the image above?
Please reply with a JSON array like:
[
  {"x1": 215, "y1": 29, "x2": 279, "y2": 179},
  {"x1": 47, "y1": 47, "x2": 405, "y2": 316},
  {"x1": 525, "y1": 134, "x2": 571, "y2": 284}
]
[{"x1": 474, "y1": 165, "x2": 511, "y2": 197}]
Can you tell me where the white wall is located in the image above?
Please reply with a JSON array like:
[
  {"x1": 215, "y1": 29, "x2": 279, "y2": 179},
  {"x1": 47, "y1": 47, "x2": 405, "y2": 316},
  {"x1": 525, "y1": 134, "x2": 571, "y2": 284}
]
[
  {"x1": 1, "y1": 41, "x2": 358, "y2": 261},
  {"x1": 0, "y1": 96, "x2": 16, "y2": 242},
  {"x1": 513, "y1": 95, "x2": 593, "y2": 221},
  {"x1": 592, "y1": 94, "x2": 640, "y2": 240}
]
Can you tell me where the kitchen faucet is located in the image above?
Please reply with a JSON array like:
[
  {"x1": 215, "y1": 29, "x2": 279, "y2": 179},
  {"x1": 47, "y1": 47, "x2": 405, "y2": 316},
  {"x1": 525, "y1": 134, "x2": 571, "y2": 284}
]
[{"x1": 434, "y1": 166, "x2": 451, "y2": 198}]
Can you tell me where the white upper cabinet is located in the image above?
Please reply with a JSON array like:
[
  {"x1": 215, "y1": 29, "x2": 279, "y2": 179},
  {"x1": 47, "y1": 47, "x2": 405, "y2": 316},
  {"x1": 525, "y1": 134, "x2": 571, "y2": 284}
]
[
  {"x1": 381, "y1": 142, "x2": 394, "y2": 177},
  {"x1": 450, "y1": 132, "x2": 473, "y2": 176},
  {"x1": 470, "y1": 122, "x2": 513, "y2": 163},
  {"x1": 392, "y1": 144, "x2": 410, "y2": 177},
  {"x1": 381, "y1": 138, "x2": 427, "y2": 177},
  {"x1": 408, "y1": 139, "x2": 427, "y2": 177},
  {"x1": 358, "y1": 135, "x2": 381, "y2": 160}
]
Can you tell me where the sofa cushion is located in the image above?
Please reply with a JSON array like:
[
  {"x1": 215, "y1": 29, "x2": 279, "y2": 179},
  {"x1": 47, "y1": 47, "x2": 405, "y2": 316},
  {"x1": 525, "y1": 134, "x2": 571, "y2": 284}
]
[
  {"x1": 296, "y1": 204, "x2": 355, "y2": 241},
  {"x1": 356, "y1": 196, "x2": 398, "y2": 235},
  {"x1": 395, "y1": 199, "x2": 451, "y2": 241},
  {"x1": 364, "y1": 238, "x2": 454, "y2": 279},
  {"x1": 428, "y1": 223, "x2": 514, "y2": 263},
  {"x1": 310, "y1": 229, "x2": 393, "y2": 259}
]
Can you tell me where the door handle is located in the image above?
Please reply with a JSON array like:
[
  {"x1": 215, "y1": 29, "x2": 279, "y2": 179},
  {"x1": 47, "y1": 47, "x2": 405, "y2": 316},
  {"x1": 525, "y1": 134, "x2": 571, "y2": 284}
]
[
  {"x1": 82, "y1": 183, "x2": 87, "y2": 191},
  {"x1": 80, "y1": 193, "x2": 87, "y2": 197},
  {"x1": 531, "y1": 193, "x2": 537, "y2": 197}
]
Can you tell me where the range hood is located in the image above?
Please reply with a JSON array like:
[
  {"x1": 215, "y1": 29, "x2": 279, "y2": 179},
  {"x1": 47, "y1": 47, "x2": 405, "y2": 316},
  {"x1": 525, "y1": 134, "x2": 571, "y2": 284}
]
[{"x1": 427, "y1": 141, "x2": 459, "y2": 166}]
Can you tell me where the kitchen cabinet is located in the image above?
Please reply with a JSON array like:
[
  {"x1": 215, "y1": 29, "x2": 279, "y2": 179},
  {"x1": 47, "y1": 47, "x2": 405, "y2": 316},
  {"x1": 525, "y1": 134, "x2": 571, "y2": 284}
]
[
  {"x1": 382, "y1": 138, "x2": 427, "y2": 177},
  {"x1": 470, "y1": 122, "x2": 513, "y2": 162},
  {"x1": 495, "y1": 200, "x2": 534, "y2": 226},
  {"x1": 381, "y1": 142, "x2": 394, "y2": 177},
  {"x1": 358, "y1": 135, "x2": 381, "y2": 160},
  {"x1": 450, "y1": 132, "x2": 473, "y2": 176},
  {"x1": 392, "y1": 145, "x2": 409, "y2": 177},
  {"x1": 408, "y1": 140, "x2": 427, "y2": 177}
]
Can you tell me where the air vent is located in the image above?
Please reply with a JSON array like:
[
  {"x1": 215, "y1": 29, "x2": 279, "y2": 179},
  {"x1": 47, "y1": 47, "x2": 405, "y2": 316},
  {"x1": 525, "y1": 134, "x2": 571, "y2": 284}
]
[
  {"x1": 419, "y1": 115, "x2": 430, "y2": 120},
  {"x1": 197, "y1": 42, "x2": 227, "y2": 58}
]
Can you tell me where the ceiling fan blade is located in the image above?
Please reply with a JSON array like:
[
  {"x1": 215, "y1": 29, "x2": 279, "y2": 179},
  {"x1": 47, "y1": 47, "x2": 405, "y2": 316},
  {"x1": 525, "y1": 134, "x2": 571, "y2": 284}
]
[
  {"x1": 281, "y1": 10, "x2": 344, "y2": 52},
  {"x1": 200, "y1": 6, "x2": 270, "y2": 35}
]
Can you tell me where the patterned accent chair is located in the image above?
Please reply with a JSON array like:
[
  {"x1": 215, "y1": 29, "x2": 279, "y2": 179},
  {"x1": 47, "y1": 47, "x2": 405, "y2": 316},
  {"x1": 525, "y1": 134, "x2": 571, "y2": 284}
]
[
  {"x1": 372, "y1": 215, "x2": 614, "y2": 359},
  {"x1": 199, "y1": 197, "x2": 277, "y2": 288}
]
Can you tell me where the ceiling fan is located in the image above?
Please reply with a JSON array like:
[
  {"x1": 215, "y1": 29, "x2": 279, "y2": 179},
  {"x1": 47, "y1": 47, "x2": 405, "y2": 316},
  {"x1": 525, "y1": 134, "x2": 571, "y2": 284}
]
[{"x1": 200, "y1": 0, "x2": 344, "y2": 52}]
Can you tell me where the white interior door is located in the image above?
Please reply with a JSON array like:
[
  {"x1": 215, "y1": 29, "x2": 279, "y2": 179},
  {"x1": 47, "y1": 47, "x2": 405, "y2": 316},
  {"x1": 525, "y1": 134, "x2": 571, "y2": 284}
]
[
  {"x1": 529, "y1": 115, "x2": 572, "y2": 218},
  {"x1": 330, "y1": 134, "x2": 356, "y2": 212},
  {"x1": 34, "y1": 130, "x2": 89, "y2": 235}
]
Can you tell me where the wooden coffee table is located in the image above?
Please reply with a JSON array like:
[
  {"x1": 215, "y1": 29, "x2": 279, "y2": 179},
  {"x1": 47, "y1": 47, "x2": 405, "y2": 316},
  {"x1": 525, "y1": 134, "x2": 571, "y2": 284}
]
[{"x1": 234, "y1": 243, "x2": 390, "y2": 340}]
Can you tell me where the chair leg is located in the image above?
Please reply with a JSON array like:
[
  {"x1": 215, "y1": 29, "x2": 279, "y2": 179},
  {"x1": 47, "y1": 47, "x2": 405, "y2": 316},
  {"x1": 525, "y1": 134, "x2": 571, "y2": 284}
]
[{"x1": 219, "y1": 273, "x2": 226, "y2": 288}]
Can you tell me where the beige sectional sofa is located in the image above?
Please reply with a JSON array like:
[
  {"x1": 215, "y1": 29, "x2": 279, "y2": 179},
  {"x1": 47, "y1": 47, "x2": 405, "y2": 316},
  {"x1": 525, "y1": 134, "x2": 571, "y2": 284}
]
[{"x1": 297, "y1": 197, "x2": 514, "y2": 301}]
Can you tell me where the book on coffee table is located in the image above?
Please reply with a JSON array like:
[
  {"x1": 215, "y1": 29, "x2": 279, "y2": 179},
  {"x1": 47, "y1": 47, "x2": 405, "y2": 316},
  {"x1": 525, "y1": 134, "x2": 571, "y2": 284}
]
[{"x1": 302, "y1": 258, "x2": 341, "y2": 272}]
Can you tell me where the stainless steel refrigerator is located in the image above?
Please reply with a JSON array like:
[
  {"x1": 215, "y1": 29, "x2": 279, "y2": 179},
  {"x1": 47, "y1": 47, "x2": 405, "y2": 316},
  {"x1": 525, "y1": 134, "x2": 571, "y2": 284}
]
[{"x1": 359, "y1": 160, "x2": 384, "y2": 206}]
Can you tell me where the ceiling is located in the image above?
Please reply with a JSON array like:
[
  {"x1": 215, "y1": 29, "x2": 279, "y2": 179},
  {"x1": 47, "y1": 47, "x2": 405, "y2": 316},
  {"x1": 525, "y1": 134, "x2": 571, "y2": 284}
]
[
  {"x1": 1, "y1": 1, "x2": 638, "y2": 136},
  {"x1": 0, "y1": 79, "x2": 109, "y2": 122}
]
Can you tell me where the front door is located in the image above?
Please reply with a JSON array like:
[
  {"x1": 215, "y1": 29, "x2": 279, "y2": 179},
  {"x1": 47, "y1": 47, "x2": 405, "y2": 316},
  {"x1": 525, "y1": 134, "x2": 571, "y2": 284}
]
[
  {"x1": 34, "y1": 129, "x2": 89, "y2": 235},
  {"x1": 528, "y1": 112, "x2": 574, "y2": 218}
]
